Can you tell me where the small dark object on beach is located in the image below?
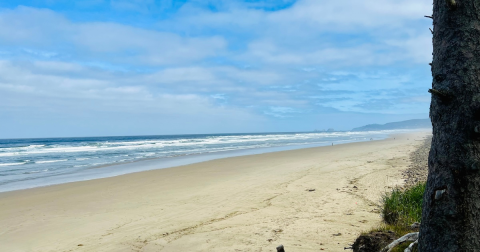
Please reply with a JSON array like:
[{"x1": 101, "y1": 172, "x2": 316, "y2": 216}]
[
  {"x1": 276, "y1": 244, "x2": 285, "y2": 252},
  {"x1": 78, "y1": 244, "x2": 84, "y2": 246},
  {"x1": 306, "y1": 188, "x2": 315, "y2": 192}
]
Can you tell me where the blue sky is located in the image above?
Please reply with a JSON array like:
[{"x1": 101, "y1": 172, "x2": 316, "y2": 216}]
[{"x1": 0, "y1": 0, "x2": 432, "y2": 138}]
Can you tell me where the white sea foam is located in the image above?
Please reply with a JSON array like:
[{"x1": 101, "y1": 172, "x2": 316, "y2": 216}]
[
  {"x1": 0, "y1": 152, "x2": 20, "y2": 157},
  {"x1": 2, "y1": 130, "x2": 406, "y2": 156},
  {"x1": 23, "y1": 170, "x2": 42, "y2": 174},
  {"x1": 35, "y1": 159, "x2": 68, "y2": 164},
  {"x1": 0, "y1": 136, "x2": 329, "y2": 157},
  {"x1": 0, "y1": 162, "x2": 25, "y2": 167},
  {"x1": 0, "y1": 133, "x2": 378, "y2": 157}
]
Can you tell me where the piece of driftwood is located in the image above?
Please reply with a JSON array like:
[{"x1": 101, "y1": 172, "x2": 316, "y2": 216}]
[
  {"x1": 404, "y1": 240, "x2": 418, "y2": 252},
  {"x1": 381, "y1": 232, "x2": 418, "y2": 252},
  {"x1": 276, "y1": 244, "x2": 285, "y2": 252}
]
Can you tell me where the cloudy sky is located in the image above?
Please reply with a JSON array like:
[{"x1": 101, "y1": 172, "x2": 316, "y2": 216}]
[{"x1": 0, "y1": 0, "x2": 432, "y2": 138}]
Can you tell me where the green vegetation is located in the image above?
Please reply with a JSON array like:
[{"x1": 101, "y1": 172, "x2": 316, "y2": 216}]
[
  {"x1": 391, "y1": 242, "x2": 411, "y2": 252},
  {"x1": 381, "y1": 182, "x2": 426, "y2": 227},
  {"x1": 360, "y1": 182, "x2": 426, "y2": 252}
]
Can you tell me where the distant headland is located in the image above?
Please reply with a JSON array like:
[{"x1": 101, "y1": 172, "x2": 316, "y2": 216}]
[{"x1": 351, "y1": 119, "x2": 431, "y2": 131}]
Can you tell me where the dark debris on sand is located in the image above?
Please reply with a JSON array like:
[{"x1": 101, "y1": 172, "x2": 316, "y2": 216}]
[{"x1": 402, "y1": 136, "x2": 431, "y2": 188}]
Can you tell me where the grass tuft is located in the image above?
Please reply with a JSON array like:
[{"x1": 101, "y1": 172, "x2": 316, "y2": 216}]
[
  {"x1": 390, "y1": 242, "x2": 413, "y2": 252},
  {"x1": 381, "y1": 182, "x2": 426, "y2": 227},
  {"x1": 356, "y1": 182, "x2": 426, "y2": 251}
]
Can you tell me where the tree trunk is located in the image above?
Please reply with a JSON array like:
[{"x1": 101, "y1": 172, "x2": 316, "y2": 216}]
[{"x1": 419, "y1": 0, "x2": 480, "y2": 250}]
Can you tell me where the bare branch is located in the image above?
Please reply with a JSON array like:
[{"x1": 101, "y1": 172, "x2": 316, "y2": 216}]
[
  {"x1": 404, "y1": 240, "x2": 418, "y2": 252},
  {"x1": 381, "y1": 232, "x2": 419, "y2": 252},
  {"x1": 424, "y1": 15, "x2": 433, "y2": 19},
  {"x1": 428, "y1": 89, "x2": 450, "y2": 100}
]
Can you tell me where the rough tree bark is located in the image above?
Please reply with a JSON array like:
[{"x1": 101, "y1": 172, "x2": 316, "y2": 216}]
[{"x1": 418, "y1": 0, "x2": 480, "y2": 250}]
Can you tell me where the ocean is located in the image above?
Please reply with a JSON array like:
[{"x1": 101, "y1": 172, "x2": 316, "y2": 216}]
[{"x1": 0, "y1": 130, "x2": 407, "y2": 192}]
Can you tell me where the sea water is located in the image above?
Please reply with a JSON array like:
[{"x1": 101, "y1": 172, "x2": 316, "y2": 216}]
[{"x1": 0, "y1": 130, "x2": 410, "y2": 192}]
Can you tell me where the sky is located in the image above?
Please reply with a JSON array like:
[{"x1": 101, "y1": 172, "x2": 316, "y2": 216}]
[{"x1": 0, "y1": 0, "x2": 433, "y2": 138}]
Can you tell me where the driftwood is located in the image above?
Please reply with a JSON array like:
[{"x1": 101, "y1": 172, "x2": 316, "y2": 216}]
[
  {"x1": 381, "y1": 232, "x2": 418, "y2": 252},
  {"x1": 404, "y1": 240, "x2": 418, "y2": 252}
]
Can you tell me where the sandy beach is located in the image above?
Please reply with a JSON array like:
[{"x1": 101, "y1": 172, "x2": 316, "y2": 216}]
[{"x1": 0, "y1": 131, "x2": 430, "y2": 252}]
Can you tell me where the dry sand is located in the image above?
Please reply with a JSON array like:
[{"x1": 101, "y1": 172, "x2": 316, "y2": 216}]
[{"x1": 0, "y1": 131, "x2": 430, "y2": 252}]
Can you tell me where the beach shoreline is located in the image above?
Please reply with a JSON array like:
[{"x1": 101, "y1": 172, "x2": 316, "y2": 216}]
[
  {"x1": 0, "y1": 130, "x2": 425, "y2": 193},
  {"x1": 0, "y1": 130, "x2": 431, "y2": 252},
  {"x1": 0, "y1": 138, "x2": 388, "y2": 193}
]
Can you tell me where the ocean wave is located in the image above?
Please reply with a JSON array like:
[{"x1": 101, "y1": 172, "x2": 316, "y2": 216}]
[
  {"x1": 0, "y1": 137, "x2": 329, "y2": 157},
  {"x1": 0, "y1": 132, "x2": 389, "y2": 157},
  {"x1": 0, "y1": 130, "x2": 405, "y2": 163},
  {"x1": 35, "y1": 159, "x2": 68, "y2": 164},
  {"x1": 0, "y1": 152, "x2": 20, "y2": 157},
  {"x1": 0, "y1": 162, "x2": 26, "y2": 167},
  {"x1": 23, "y1": 170, "x2": 42, "y2": 174},
  {"x1": 0, "y1": 144, "x2": 46, "y2": 152}
]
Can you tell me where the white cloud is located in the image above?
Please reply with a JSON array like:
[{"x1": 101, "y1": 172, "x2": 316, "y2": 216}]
[
  {"x1": 73, "y1": 22, "x2": 226, "y2": 65},
  {"x1": 0, "y1": 60, "x2": 264, "y2": 121},
  {"x1": 267, "y1": 0, "x2": 431, "y2": 29},
  {"x1": 0, "y1": 2, "x2": 433, "y2": 68},
  {"x1": 0, "y1": 6, "x2": 227, "y2": 66},
  {"x1": 146, "y1": 67, "x2": 221, "y2": 84},
  {"x1": 0, "y1": 1, "x2": 433, "y2": 137},
  {"x1": 384, "y1": 34, "x2": 433, "y2": 63},
  {"x1": 0, "y1": 6, "x2": 69, "y2": 45},
  {"x1": 159, "y1": 0, "x2": 432, "y2": 67}
]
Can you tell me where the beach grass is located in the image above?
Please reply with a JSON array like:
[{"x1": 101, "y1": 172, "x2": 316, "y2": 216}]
[
  {"x1": 360, "y1": 182, "x2": 425, "y2": 251},
  {"x1": 381, "y1": 182, "x2": 425, "y2": 227}
]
